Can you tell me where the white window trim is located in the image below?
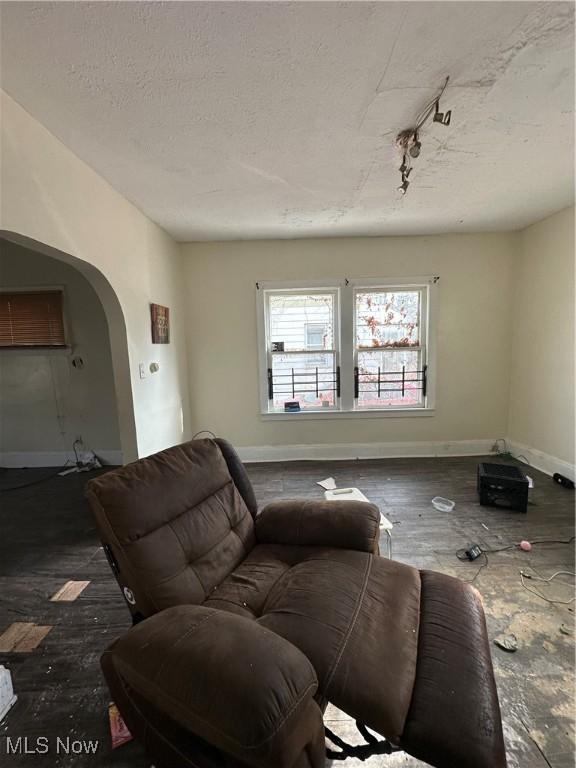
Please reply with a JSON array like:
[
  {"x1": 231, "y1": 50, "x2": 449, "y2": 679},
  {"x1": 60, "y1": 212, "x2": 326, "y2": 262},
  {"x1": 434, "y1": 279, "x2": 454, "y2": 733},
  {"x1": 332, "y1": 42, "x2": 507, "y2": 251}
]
[{"x1": 256, "y1": 277, "x2": 438, "y2": 419}]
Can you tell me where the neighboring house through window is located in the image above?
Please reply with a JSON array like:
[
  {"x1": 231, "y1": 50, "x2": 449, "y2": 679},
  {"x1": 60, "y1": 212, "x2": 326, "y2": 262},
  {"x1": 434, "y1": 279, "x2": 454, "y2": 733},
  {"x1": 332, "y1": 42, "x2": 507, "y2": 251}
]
[{"x1": 305, "y1": 322, "x2": 327, "y2": 351}]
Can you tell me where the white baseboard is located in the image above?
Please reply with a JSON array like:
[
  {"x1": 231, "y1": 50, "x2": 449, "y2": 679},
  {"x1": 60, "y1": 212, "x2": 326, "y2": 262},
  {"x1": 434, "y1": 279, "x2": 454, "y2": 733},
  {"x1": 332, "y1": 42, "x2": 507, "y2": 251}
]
[
  {"x1": 237, "y1": 439, "x2": 497, "y2": 463},
  {"x1": 506, "y1": 440, "x2": 575, "y2": 481},
  {"x1": 0, "y1": 450, "x2": 123, "y2": 468}
]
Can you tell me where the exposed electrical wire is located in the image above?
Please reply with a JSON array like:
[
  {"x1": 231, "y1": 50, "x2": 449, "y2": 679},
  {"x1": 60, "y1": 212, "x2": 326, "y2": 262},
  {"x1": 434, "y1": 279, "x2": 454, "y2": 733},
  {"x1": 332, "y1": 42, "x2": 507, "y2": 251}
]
[
  {"x1": 73, "y1": 438, "x2": 82, "y2": 465},
  {"x1": 0, "y1": 462, "x2": 75, "y2": 492},
  {"x1": 459, "y1": 552, "x2": 489, "y2": 584},
  {"x1": 192, "y1": 430, "x2": 217, "y2": 439},
  {"x1": 395, "y1": 75, "x2": 452, "y2": 195},
  {"x1": 47, "y1": 352, "x2": 71, "y2": 454},
  {"x1": 492, "y1": 438, "x2": 531, "y2": 465},
  {"x1": 454, "y1": 537, "x2": 574, "y2": 560},
  {"x1": 451, "y1": 537, "x2": 575, "y2": 586},
  {"x1": 520, "y1": 570, "x2": 576, "y2": 605},
  {"x1": 414, "y1": 76, "x2": 451, "y2": 130}
]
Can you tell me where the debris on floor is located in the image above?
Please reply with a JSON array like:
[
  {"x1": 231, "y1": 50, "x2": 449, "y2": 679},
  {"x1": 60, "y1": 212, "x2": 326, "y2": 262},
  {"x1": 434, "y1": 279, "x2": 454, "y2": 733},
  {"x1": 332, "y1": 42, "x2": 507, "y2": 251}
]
[
  {"x1": 50, "y1": 580, "x2": 91, "y2": 602},
  {"x1": 559, "y1": 623, "x2": 573, "y2": 636},
  {"x1": 494, "y1": 633, "x2": 518, "y2": 652},
  {"x1": 317, "y1": 477, "x2": 337, "y2": 490},
  {"x1": 0, "y1": 666, "x2": 17, "y2": 723},
  {"x1": 431, "y1": 496, "x2": 455, "y2": 512},
  {"x1": 324, "y1": 487, "x2": 370, "y2": 502},
  {"x1": 109, "y1": 702, "x2": 133, "y2": 748},
  {"x1": 0, "y1": 623, "x2": 53, "y2": 653}
]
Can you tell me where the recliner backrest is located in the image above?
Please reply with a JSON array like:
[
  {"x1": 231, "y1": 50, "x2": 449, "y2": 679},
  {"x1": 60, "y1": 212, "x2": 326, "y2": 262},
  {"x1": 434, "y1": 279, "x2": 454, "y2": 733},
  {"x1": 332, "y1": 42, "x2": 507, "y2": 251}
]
[{"x1": 86, "y1": 439, "x2": 256, "y2": 621}]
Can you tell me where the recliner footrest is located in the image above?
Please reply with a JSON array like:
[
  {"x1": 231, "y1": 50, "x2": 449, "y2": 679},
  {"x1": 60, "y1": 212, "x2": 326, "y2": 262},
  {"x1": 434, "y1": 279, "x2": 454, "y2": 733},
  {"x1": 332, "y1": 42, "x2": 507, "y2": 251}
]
[
  {"x1": 101, "y1": 605, "x2": 327, "y2": 768},
  {"x1": 400, "y1": 571, "x2": 507, "y2": 768}
]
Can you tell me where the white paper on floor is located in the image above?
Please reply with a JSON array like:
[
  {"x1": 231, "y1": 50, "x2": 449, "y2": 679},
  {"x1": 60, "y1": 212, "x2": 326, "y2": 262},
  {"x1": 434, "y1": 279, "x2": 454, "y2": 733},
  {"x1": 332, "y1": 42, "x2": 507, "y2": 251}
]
[
  {"x1": 317, "y1": 477, "x2": 337, "y2": 490},
  {"x1": 0, "y1": 665, "x2": 17, "y2": 723},
  {"x1": 324, "y1": 488, "x2": 369, "y2": 502}
]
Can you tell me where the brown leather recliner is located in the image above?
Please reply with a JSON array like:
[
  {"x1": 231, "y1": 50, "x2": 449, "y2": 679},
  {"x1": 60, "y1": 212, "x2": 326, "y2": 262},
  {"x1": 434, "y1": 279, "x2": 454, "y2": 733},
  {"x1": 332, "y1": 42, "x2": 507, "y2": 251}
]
[{"x1": 86, "y1": 438, "x2": 506, "y2": 768}]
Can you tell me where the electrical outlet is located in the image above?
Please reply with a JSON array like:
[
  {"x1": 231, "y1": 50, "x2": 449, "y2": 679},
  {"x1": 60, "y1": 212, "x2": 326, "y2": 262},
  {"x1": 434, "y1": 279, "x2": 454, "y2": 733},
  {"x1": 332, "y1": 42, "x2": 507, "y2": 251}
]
[{"x1": 139, "y1": 363, "x2": 146, "y2": 379}]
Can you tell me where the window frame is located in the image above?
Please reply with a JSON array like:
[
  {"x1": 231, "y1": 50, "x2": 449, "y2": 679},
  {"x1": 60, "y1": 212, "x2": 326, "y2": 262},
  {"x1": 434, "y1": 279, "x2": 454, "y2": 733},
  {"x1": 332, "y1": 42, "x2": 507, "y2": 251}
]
[{"x1": 256, "y1": 277, "x2": 437, "y2": 419}]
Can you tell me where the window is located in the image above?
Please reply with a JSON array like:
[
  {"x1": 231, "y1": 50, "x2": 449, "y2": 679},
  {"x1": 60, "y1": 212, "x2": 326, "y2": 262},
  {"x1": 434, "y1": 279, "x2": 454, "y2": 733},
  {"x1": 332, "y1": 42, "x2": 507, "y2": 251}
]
[
  {"x1": 355, "y1": 288, "x2": 426, "y2": 409},
  {"x1": 258, "y1": 278, "x2": 436, "y2": 416},
  {"x1": 265, "y1": 290, "x2": 339, "y2": 411},
  {"x1": 0, "y1": 291, "x2": 66, "y2": 348}
]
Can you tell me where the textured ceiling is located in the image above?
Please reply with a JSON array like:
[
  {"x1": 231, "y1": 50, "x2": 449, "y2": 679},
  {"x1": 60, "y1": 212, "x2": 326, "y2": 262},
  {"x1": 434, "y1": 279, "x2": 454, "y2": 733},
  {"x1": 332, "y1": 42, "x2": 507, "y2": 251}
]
[{"x1": 1, "y1": 1, "x2": 574, "y2": 241}]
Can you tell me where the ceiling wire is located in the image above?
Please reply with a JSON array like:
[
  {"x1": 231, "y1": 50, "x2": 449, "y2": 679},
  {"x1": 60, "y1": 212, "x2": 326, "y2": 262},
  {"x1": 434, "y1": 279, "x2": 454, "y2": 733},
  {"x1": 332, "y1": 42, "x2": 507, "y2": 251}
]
[
  {"x1": 415, "y1": 76, "x2": 451, "y2": 129},
  {"x1": 395, "y1": 76, "x2": 452, "y2": 195}
]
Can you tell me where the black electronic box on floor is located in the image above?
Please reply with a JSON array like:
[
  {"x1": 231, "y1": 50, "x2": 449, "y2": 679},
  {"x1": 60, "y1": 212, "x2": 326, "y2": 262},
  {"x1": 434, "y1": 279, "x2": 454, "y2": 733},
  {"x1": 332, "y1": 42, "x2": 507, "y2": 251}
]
[{"x1": 477, "y1": 462, "x2": 529, "y2": 513}]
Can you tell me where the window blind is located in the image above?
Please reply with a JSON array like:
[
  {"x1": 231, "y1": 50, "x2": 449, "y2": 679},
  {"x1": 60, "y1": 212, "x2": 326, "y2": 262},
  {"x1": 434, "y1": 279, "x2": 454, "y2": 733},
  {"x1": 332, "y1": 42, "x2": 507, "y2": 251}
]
[{"x1": 0, "y1": 291, "x2": 66, "y2": 347}]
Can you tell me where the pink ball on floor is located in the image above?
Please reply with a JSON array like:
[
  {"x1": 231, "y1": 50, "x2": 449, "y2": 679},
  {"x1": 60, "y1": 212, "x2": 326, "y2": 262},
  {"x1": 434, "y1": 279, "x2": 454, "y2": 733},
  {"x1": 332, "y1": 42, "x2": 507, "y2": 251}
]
[{"x1": 519, "y1": 540, "x2": 532, "y2": 551}]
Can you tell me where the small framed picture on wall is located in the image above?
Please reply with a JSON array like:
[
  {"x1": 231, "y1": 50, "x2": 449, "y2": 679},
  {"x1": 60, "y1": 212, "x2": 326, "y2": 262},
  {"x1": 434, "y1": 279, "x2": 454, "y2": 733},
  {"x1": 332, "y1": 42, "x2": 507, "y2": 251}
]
[{"x1": 150, "y1": 303, "x2": 170, "y2": 344}]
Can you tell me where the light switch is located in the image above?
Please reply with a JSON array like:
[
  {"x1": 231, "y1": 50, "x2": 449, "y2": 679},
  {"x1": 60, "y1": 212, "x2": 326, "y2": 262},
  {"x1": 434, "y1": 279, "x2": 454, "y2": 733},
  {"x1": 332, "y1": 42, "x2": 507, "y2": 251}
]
[{"x1": 139, "y1": 363, "x2": 146, "y2": 379}]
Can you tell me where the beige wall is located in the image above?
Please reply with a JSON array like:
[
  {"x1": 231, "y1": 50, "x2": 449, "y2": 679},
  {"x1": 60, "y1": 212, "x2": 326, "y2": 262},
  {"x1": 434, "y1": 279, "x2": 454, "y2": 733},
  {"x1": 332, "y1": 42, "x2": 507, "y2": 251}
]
[
  {"x1": 0, "y1": 241, "x2": 122, "y2": 463},
  {"x1": 2, "y1": 90, "x2": 572, "y2": 469},
  {"x1": 0, "y1": 91, "x2": 191, "y2": 460},
  {"x1": 508, "y1": 206, "x2": 575, "y2": 470},
  {"x1": 183, "y1": 233, "x2": 516, "y2": 451}
]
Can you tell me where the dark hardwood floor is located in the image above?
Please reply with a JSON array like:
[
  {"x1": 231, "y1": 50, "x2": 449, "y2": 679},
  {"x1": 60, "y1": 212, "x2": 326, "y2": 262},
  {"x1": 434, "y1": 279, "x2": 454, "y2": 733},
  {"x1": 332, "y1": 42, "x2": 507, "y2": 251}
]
[{"x1": 0, "y1": 456, "x2": 574, "y2": 767}]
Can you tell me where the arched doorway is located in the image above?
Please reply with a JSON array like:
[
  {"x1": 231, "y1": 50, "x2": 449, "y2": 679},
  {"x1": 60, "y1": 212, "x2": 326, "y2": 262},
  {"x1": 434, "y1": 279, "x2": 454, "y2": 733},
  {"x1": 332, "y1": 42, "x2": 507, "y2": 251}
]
[{"x1": 0, "y1": 231, "x2": 137, "y2": 464}]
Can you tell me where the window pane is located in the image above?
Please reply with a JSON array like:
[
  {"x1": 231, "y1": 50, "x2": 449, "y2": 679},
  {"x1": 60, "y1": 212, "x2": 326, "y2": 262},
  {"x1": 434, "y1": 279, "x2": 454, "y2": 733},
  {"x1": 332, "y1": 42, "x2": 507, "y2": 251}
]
[
  {"x1": 357, "y1": 349, "x2": 423, "y2": 408},
  {"x1": 271, "y1": 352, "x2": 336, "y2": 410},
  {"x1": 269, "y1": 293, "x2": 333, "y2": 352},
  {"x1": 356, "y1": 290, "x2": 420, "y2": 348}
]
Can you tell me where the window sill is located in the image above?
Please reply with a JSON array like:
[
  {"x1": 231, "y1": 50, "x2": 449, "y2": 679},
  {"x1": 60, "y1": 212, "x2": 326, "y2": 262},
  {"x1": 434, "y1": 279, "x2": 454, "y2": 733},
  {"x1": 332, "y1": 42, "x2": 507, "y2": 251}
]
[
  {"x1": 0, "y1": 346, "x2": 71, "y2": 354},
  {"x1": 261, "y1": 407, "x2": 435, "y2": 421}
]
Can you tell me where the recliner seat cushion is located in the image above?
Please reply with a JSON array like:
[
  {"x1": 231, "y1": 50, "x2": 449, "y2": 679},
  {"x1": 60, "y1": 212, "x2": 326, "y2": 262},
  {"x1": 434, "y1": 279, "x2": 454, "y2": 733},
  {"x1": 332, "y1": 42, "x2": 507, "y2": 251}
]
[
  {"x1": 204, "y1": 544, "x2": 310, "y2": 619},
  {"x1": 205, "y1": 544, "x2": 505, "y2": 767},
  {"x1": 257, "y1": 549, "x2": 421, "y2": 744},
  {"x1": 206, "y1": 544, "x2": 421, "y2": 743}
]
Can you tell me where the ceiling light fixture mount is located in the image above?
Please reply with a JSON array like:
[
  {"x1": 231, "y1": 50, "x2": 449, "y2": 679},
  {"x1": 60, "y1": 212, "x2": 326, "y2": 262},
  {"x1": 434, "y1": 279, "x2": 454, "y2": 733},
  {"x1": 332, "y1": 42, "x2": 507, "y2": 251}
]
[{"x1": 395, "y1": 76, "x2": 452, "y2": 195}]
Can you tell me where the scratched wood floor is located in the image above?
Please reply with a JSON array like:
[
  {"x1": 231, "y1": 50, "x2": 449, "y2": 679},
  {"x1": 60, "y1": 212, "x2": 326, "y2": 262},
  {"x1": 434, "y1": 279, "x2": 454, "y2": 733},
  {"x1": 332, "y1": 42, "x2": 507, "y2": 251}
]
[{"x1": 0, "y1": 456, "x2": 574, "y2": 768}]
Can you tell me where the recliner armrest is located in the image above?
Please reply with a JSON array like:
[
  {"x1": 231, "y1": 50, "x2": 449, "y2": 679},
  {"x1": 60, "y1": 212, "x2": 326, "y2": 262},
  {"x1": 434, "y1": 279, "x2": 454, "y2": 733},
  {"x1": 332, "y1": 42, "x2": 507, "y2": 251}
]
[
  {"x1": 255, "y1": 499, "x2": 380, "y2": 553},
  {"x1": 101, "y1": 605, "x2": 326, "y2": 768}
]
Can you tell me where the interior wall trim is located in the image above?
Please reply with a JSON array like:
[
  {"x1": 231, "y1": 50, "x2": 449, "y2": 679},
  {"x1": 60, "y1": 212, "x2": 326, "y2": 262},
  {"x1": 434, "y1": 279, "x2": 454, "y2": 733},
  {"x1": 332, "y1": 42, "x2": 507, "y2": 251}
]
[
  {"x1": 236, "y1": 439, "x2": 498, "y2": 463},
  {"x1": 506, "y1": 439, "x2": 575, "y2": 481},
  {"x1": 6, "y1": 442, "x2": 571, "y2": 480},
  {"x1": 0, "y1": 450, "x2": 123, "y2": 468}
]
